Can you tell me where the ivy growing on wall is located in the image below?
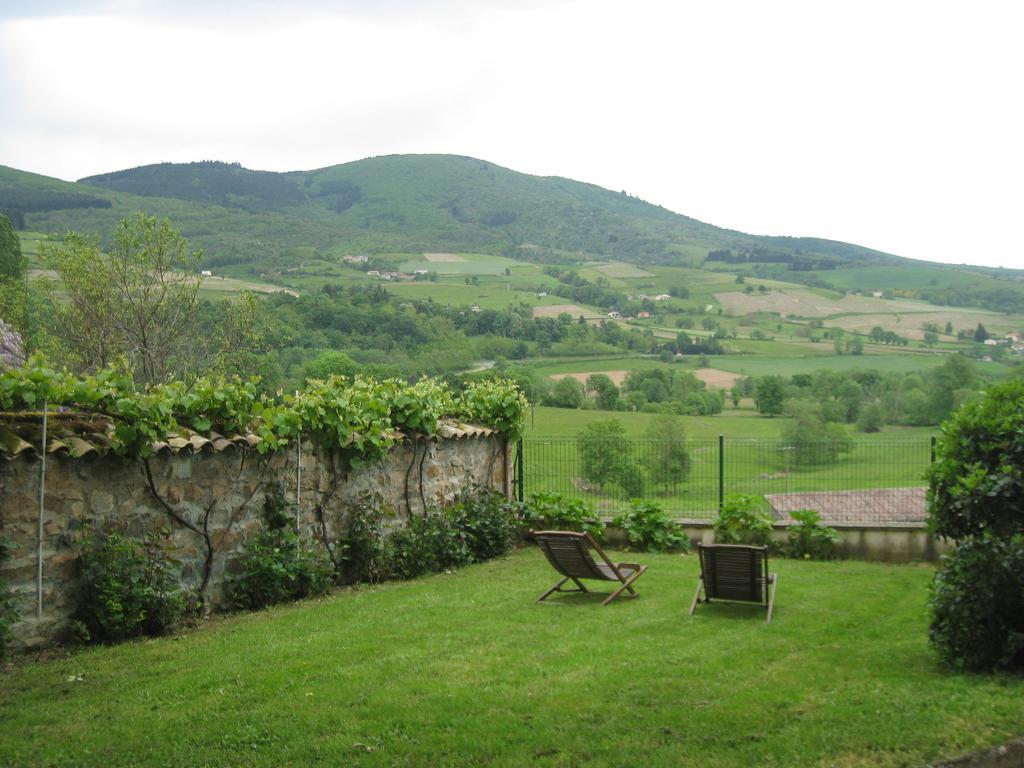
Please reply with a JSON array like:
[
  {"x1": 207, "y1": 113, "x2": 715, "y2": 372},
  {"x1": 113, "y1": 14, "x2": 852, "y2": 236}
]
[{"x1": 0, "y1": 355, "x2": 528, "y2": 464}]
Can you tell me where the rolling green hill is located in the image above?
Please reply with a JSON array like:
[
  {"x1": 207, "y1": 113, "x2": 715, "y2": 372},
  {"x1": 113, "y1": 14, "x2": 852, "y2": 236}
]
[
  {"x1": 4, "y1": 155, "x2": 897, "y2": 268},
  {"x1": 3, "y1": 154, "x2": 1023, "y2": 315}
]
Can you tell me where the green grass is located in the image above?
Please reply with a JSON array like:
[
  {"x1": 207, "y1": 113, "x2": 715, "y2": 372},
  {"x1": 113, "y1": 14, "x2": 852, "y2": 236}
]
[
  {"x1": 521, "y1": 408, "x2": 937, "y2": 516},
  {"x1": 712, "y1": 354, "x2": 954, "y2": 377},
  {"x1": 2, "y1": 551, "x2": 1021, "y2": 767}
]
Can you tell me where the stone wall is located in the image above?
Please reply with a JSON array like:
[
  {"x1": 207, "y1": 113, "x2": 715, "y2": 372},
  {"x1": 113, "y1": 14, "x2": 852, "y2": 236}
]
[{"x1": 0, "y1": 434, "x2": 511, "y2": 649}]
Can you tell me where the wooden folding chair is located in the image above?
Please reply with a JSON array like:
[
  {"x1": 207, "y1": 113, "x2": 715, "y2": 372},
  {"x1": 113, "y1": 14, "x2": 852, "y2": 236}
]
[
  {"x1": 532, "y1": 530, "x2": 648, "y2": 606},
  {"x1": 689, "y1": 543, "x2": 778, "y2": 623}
]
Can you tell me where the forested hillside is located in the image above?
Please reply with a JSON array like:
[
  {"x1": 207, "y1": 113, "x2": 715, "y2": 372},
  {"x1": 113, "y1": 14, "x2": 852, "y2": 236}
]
[{"x1": 2, "y1": 155, "x2": 897, "y2": 269}]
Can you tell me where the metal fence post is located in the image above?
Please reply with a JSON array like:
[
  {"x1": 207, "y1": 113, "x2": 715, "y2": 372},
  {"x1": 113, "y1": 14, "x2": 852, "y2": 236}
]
[
  {"x1": 37, "y1": 398, "x2": 48, "y2": 619},
  {"x1": 930, "y1": 435, "x2": 936, "y2": 464},
  {"x1": 718, "y1": 434, "x2": 724, "y2": 513},
  {"x1": 516, "y1": 438, "x2": 524, "y2": 502}
]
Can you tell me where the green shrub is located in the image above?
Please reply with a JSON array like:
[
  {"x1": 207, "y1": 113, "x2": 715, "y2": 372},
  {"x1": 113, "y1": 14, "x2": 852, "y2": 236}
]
[
  {"x1": 927, "y1": 378, "x2": 1024, "y2": 540},
  {"x1": 229, "y1": 484, "x2": 334, "y2": 610},
  {"x1": 927, "y1": 379, "x2": 1024, "y2": 671},
  {"x1": 786, "y1": 509, "x2": 838, "y2": 559},
  {"x1": 612, "y1": 500, "x2": 690, "y2": 553},
  {"x1": 523, "y1": 492, "x2": 604, "y2": 539},
  {"x1": 929, "y1": 536, "x2": 1024, "y2": 672},
  {"x1": 341, "y1": 494, "x2": 395, "y2": 584},
  {"x1": 446, "y1": 486, "x2": 524, "y2": 562},
  {"x1": 0, "y1": 538, "x2": 18, "y2": 659},
  {"x1": 76, "y1": 531, "x2": 185, "y2": 643},
  {"x1": 713, "y1": 494, "x2": 774, "y2": 546},
  {"x1": 388, "y1": 513, "x2": 471, "y2": 580},
  {"x1": 343, "y1": 488, "x2": 523, "y2": 584}
]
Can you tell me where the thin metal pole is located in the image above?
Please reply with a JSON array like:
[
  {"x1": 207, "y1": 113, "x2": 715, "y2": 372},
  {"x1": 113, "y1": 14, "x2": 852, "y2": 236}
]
[
  {"x1": 516, "y1": 438, "x2": 524, "y2": 502},
  {"x1": 295, "y1": 435, "x2": 302, "y2": 534},
  {"x1": 718, "y1": 434, "x2": 724, "y2": 513},
  {"x1": 37, "y1": 399, "x2": 48, "y2": 619},
  {"x1": 930, "y1": 435, "x2": 936, "y2": 464}
]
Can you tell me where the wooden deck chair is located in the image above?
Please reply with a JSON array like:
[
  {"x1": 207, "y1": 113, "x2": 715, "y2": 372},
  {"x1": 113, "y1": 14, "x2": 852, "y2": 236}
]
[
  {"x1": 689, "y1": 543, "x2": 778, "y2": 623},
  {"x1": 532, "y1": 530, "x2": 648, "y2": 606}
]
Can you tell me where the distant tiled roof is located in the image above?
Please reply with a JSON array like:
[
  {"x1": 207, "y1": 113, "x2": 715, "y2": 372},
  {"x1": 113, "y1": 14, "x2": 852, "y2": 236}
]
[
  {"x1": 766, "y1": 487, "x2": 927, "y2": 526},
  {"x1": 0, "y1": 414, "x2": 495, "y2": 460}
]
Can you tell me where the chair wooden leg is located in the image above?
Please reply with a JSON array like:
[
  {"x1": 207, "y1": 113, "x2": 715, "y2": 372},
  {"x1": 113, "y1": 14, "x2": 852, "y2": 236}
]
[
  {"x1": 537, "y1": 577, "x2": 569, "y2": 603},
  {"x1": 537, "y1": 577, "x2": 587, "y2": 603},
  {"x1": 689, "y1": 577, "x2": 704, "y2": 615},
  {"x1": 601, "y1": 565, "x2": 648, "y2": 606},
  {"x1": 766, "y1": 573, "x2": 778, "y2": 624}
]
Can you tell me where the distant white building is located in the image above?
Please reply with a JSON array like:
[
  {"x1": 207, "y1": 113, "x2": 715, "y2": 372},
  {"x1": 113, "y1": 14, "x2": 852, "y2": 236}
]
[
  {"x1": 607, "y1": 311, "x2": 623, "y2": 320},
  {"x1": 414, "y1": 269, "x2": 429, "y2": 276},
  {"x1": 367, "y1": 270, "x2": 381, "y2": 277},
  {"x1": 201, "y1": 270, "x2": 213, "y2": 276},
  {"x1": 653, "y1": 294, "x2": 672, "y2": 301}
]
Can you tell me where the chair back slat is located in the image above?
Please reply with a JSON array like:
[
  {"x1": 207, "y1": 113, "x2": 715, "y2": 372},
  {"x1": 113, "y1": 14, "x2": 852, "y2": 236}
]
[
  {"x1": 533, "y1": 531, "x2": 607, "y2": 581},
  {"x1": 698, "y1": 544, "x2": 768, "y2": 604}
]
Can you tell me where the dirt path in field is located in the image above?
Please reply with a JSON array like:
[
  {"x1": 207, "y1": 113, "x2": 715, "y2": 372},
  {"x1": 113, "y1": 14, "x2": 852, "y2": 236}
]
[
  {"x1": 550, "y1": 371, "x2": 629, "y2": 386},
  {"x1": 532, "y1": 304, "x2": 604, "y2": 319},
  {"x1": 548, "y1": 368, "x2": 738, "y2": 390},
  {"x1": 693, "y1": 368, "x2": 741, "y2": 389}
]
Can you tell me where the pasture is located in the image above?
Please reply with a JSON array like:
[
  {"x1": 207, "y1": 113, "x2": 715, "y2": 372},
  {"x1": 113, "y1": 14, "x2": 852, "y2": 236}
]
[{"x1": 2, "y1": 552, "x2": 1021, "y2": 767}]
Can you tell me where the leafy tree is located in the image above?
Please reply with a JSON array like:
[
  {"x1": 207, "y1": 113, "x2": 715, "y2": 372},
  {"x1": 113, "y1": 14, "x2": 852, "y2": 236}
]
[
  {"x1": 856, "y1": 402, "x2": 884, "y2": 433},
  {"x1": 837, "y1": 380, "x2": 863, "y2": 423},
  {"x1": 577, "y1": 419, "x2": 642, "y2": 496},
  {"x1": 923, "y1": 330, "x2": 939, "y2": 347},
  {"x1": 585, "y1": 373, "x2": 619, "y2": 410},
  {"x1": 926, "y1": 354, "x2": 977, "y2": 423},
  {"x1": 42, "y1": 213, "x2": 203, "y2": 384},
  {"x1": 783, "y1": 404, "x2": 853, "y2": 466},
  {"x1": 973, "y1": 323, "x2": 989, "y2": 343},
  {"x1": 927, "y1": 379, "x2": 1024, "y2": 671},
  {"x1": 304, "y1": 350, "x2": 358, "y2": 382},
  {"x1": 0, "y1": 213, "x2": 24, "y2": 282},
  {"x1": 755, "y1": 375, "x2": 786, "y2": 417},
  {"x1": 548, "y1": 376, "x2": 585, "y2": 408},
  {"x1": 643, "y1": 414, "x2": 690, "y2": 492}
]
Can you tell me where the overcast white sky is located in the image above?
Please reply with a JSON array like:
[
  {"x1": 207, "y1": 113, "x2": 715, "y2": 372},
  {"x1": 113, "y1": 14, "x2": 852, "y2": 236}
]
[{"x1": 1, "y1": 0, "x2": 1022, "y2": 268}]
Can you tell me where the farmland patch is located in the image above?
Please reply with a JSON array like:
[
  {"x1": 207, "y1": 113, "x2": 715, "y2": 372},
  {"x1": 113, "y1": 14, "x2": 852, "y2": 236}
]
[
  {"x1": 593, "y1": 261, "x2": 655, "y2": 279},
  {"x1": 532, "y1": 303, "x2": 604, "y2": 319}
]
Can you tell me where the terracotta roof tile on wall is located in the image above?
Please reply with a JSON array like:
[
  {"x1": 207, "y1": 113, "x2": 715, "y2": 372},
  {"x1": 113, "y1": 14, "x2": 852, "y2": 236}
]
[{"x1": 0, "y1": 415, "x2": 495, "y2": 461}]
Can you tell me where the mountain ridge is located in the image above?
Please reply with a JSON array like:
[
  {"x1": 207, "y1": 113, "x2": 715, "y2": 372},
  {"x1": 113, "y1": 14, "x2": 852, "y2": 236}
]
[{"x1": 2, "y1": 154, "x2": 1009, "y2": 284}]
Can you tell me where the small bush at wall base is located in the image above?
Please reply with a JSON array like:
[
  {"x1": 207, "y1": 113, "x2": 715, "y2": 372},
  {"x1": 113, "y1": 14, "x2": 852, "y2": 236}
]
[
  {"x1": 523, "y1": 492, "x2": 604, "y2": 540},
  {"x1": 612, "y1": 500, "x2": 691, "y2": 553},
  {"x1": 344, "y1": 488, "x2": 524, "y2": 583},
  {"x1": 76, "y1": 531, "x2": 185, "y2": 644},
  {"x1": 929, "y1": 536, "x2": 1024, "y2": 672},
  {"x1": 229, "y1": 483, "x2": 334, "y2": 610},
  {"x1": 0, "y1": 538, "x2": 18, "y2": 659},
  {"x1": 447, "y1": 486, "x2": 524, "y2": 562},
  {"x1": 787, "y1": 509, "x2": 838, "y2": 560},
  {"x1": 341, "y1": 494, "x2": 395, "y2": 584},
  {"x1": 713, "y1": 494, "x2": 775, "y2": 547}
]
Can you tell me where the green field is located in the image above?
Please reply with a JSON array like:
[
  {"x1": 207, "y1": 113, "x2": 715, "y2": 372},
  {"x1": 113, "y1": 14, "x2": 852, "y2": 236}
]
[
  {"x1": 520, "y1": 406, "x2": 936, "y2": 516},
  {"x1": 2, "y1": 551, "x2": 1021, "y2": 767}
]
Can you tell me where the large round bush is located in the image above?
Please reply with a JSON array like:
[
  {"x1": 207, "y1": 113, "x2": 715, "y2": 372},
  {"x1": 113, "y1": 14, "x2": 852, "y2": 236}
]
[
  {"x1": 927, "y1": 378, "x2": 1024, "y2": 671},
  {"x1": 927, "y1": 378, "x2": 1024, "y2": 540},
  {"x1": 929, "y1": 536, "x2": 1024, "y2": 671}
]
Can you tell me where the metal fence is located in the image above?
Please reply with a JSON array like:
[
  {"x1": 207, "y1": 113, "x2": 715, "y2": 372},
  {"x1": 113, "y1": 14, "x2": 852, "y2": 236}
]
[{"x1": 516, "y1": 436, "x2": 934, "y2": 522}]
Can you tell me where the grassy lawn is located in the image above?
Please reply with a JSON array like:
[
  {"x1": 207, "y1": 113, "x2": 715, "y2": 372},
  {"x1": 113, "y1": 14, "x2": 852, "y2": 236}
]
[{"x1": 2, "y1": 550, "x2": 1021, "y2": 767}]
